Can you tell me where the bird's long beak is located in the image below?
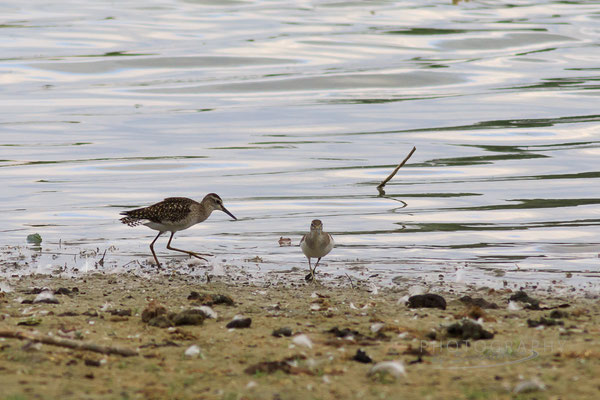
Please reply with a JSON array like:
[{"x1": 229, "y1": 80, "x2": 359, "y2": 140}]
[{"x1": 221, "y1": 206, "x2": 237, "y2": 220}]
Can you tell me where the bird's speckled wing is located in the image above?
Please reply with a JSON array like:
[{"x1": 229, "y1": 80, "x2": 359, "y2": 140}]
[{"x1": 120, "y1": 197, "x2": 195, "y2": 226}]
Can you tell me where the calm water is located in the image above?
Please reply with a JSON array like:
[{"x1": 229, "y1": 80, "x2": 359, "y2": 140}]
[{"x1": 1, "y1": 0, "x2": 600, "y2": 290}]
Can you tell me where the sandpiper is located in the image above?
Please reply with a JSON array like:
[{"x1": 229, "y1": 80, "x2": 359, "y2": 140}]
[
  {"x1": 300, "y1": 219, "x2": 334, "y2": 282},
  {"x1": 120, "y1": 193, "x2": 236, "y2": 267}
]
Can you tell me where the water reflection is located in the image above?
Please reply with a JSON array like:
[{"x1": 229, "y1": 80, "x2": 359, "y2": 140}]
[{"x1": 1, "y1": 0, "x2": 599, "y2": 290}]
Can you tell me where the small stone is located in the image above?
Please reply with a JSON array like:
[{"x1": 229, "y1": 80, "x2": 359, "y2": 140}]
[
  {"x1": 172, "y1": 309, "x2": 205, "y2": 326},
  {"x1": 184, "y1": 344, "x2": 201, "y2": 358},
  {"x1": 84, "y1": 359, "x2": 102, "y2": 367},
  {"x1": 272, "y1": 327, "x2": 293, "y2": 337},
  {"x1": 292, "y1": 334, "x2": 313, "y2": 349},
  {"x1": 141, "y1": 301, "x2": 168, "y2": 322},
  {"x1": 514, "y1": 379, "x2": 546, "y2": 393},
  {"x1": 148, "y1": 315, "x2": 173, "y2": 328},
  {"x1": 33, "y1": 291, "x2": 59, "y2": 304},
  {"x1": 527, "y1": 317, "x2": 563, "y2": 328},
  {"x1": 509, "y1": 291, "x2": 540, "y2": 309},
  {"x1": 108, "y1": 309, "x2": 132, "y2": 317},
  {"x1": 226, "y1": 317, "x2": 251, "y2": 329},
  {"x1": 352, "y1": 349, "x2": 373, "y2": 363},
  {"x1": 459, "y1": 296, "x2": 499, "y2": 309},
  {"x1": 446, "y1": 320, "x2": 494, "y2": 340},
  {"x1": 549, "y1": 310, "x2": 568, "y2": 319},
  {"x1": 407, "y1": 294, "x2": 446, "y2": 310},
  {"x1": 368, "y1": 361, "x2": 405, "y2": 379}
]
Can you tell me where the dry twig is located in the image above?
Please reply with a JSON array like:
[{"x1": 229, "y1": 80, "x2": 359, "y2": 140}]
[
  {"x1": 377, "y1": 146, "x2": 416, "y2": 192},
  {"x1": 0, "y1": 330, "x2": 138, "y2": 357}
]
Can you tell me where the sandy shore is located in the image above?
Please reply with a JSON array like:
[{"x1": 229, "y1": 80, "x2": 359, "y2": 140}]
[{"x1": 1, "y1": 272, "x2": 599, "y2": 400}]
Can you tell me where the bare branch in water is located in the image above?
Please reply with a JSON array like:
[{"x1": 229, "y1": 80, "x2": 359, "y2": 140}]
[{"x1": 377, "y1": 146, "x2": 416, "y2": 193}]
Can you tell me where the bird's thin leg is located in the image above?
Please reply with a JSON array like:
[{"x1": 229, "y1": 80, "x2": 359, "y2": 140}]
[
  {"x1": 166, "y1": 232, "x2": 210, "y2": 261},
  {"x1": 313, "y1": 257, "x2": 322, "y2": 274},
  {"x1": 149, "y1": 231, "x2": 164, "y2": 267},
  {"x1": 305, "y1": 257, "x2": 316, "y2": 282}
]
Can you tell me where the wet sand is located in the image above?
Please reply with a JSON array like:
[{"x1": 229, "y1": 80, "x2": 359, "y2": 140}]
[{"x1": 1, "y1": 270, "x2": 599, "y2": 400}]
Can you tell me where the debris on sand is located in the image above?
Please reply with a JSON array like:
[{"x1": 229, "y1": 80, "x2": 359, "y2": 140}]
[
  {"x1": 459, "y1": 295, "x2": 499, "y2": 309},
  {"x1": 272, "y1": 327, "x2": 293, "y2": 337},
  {"x1": 407, "y1": 294, "x2": 446, "y2": 310},
  {"x1": 509, "y1": 291, "x2": 540, "y2": 310},
  {"x1": 33, "y1": 291, "x2": 59, "y2": 304},
  {"x1": 142, "y1": 301, "x2": 207, "y2": 327},
  {"x1": 550, "y1": 310, "x2": 568, "y2": 319},
  {"x1": 187, "y1": 292, "x2": 234, "y2": 306},
  {"x1": 141, "y1": 300, "x2": 168, "y2": 323},
  {"x1": 244, "y1": 356, "x2": 312, "y2": 375},
  {"x1": 514, "y1": 378, "x2": 546, "y2": 393},
  {"x1": 278, "y1": 237, "x2": 292, "y2": 247},
  {"x1": 292, "y1": 334, "x2": 313, "y2": 349},
  {"x1": 446, "y1": 320, "x2": 494, "y2": 340},
  {"x1": 352, "y1": 349, "x2": 373, "y2": 363},
  {"x1": 527, "y1": 317, "x2": 564, "y2": 328},
  {"x1": 455, "y1": 306, "x2": 496, "y2": 322},
  {"x1": 184, "y1": 344, "x2": 202, "y2": 358},
  {"x1": 226, "y1": 316, "x2": 252, "y2": 329},
  {"x1": 368, "y1": 361, "x2": 405, "y2": 379}
]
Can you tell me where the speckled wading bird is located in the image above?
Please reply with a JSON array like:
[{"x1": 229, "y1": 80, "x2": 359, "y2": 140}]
[
  {"x1": 120, "y1": 194, "x2": 236, "y2": 267},
  {"x1": 300, "y1": 219, "x2": 334, "y2": 282}
]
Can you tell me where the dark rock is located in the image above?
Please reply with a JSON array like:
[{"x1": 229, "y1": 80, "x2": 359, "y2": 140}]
[
  {"x1": 141, "y1": 301, "x2": 168, "y2": 322},
  {"x1": 244, "y1": 356, "x2": 310, "y2": 375},
  {"x1": 352, "y1": 349, "x2": 373, "y2": 363},
  {"x1": 509, "y1": 291, "x2": 540, "y2": 309},
  {"x1": 189, "y1": 292, "x2": 234, "y2": 306},
  {"x1": 20, "y1": 299, "x2": 33, "y2": 304},
  {"x1": 108, "y1": 309, "x2": 132, "y2": 317},
  {"x1": 226, "y1": 317, "x2": 252, "y2": 329},
  {"x1": 459, "y1": 295, "x2": 499, "y2": 309},
  {"x1": 58, "y1": 311, "x2": 79, "y2": 317},
  {"x1": 54, "y1": 288, "x2": 72, "y2": 295},
  {"x1": 527, "y1": 317, "x2": 564, "y2": 328},
  {"x1": 17, "y1": 317, "x2": 42, "y2": 326},
  {"x1": 446, "y1": 320, "x2": 494, "y2": 340},
  {"x1": 549, "y1": 310, "x2": 568, "y2": 319},
  {"x1": 83, "y1": 309, "x2": 99, "y2": 317},
  {"x1": 187, "y1": 291, "x2": 200, "y2": 300},
  {"x1": 407, "y1": 294, "x2": 447, "y2": 310},
  {"x1": 84, "y1": 359, "x2": 102, "y2": 367},
  {"x1": 408, "y1": 356, "x2": 423, "y2": 365},
  {"x1": 272, "y1": 327, "x2": 293, "y2": 337},
  {"x1": 327, "y1": 327, "x2": 362, "y2": 339},
  {"x1": 148, "y1": 315, "x2": 173, "y2": 328},
  {"x1": 171, "y1": 309, "x2": 205, "y2": 326}
]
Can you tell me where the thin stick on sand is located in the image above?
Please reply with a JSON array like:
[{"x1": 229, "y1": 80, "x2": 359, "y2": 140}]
[
  {"x1": 377, "y1": 146, "x2": 416, "y2": 191},
  {"x1": 0, "y1": 330, "x2": 138, "y2": 357}
]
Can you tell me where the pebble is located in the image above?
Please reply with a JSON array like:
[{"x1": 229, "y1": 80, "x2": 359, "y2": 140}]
[
  {"x1": 292, "y1": 334, "x2": 313, "y2": 349},
  {"x1": 407, "y1": 294, "x2": 446, "y2": 310},
  {"x1": 33, "y1": 291, "x2": 59, "y2": 304},
  {"x1": 184, "y1": 345, "x2": 201, "y2": 358},
  {"x1": 368, "y1": 361, "x2": 405, "y2": 379}
]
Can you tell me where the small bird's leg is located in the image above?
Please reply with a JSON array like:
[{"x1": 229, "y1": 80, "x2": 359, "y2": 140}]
[
  {"x1": 166, "y1": 232, "x2": 209, "y2": 261},
  {"x1": 149, "y1": 231, "x2": 164, "y2": 267},
  {"x1": 313, "y1": 257, "x2": 322, "y2": 274},
  {"x1": 305, "y1": 257, "x2": 316, "y2": 282}
]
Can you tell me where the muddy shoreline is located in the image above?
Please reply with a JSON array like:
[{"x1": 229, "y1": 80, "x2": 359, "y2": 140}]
[{"x1": 1, "y1": 271, "x2": 599, "y2": 400}]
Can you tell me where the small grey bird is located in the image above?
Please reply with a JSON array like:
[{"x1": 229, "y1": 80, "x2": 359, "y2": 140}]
[
  {"x1": 300, "y1": 219, "x2": 334, "y2": 282},
  {"x1": 120, "y1": 193, "x2": 236, "y2": 267}
]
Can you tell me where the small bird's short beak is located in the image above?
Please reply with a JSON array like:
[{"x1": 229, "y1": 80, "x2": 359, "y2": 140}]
[{"x1": 221, "y1": 206, "x2": 237, "y2": 220}]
